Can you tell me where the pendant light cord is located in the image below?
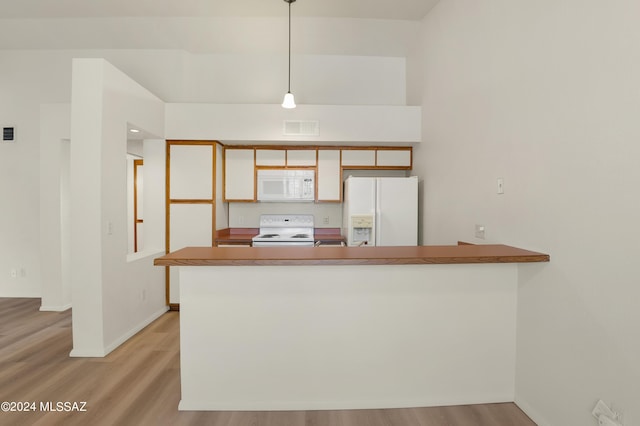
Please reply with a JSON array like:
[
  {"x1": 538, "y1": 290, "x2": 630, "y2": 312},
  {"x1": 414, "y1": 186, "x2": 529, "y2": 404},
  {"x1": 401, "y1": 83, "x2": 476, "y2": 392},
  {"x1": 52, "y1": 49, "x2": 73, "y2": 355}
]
[
  {"x1": 281, "y1": 0, "x2": 296, "y2": 108},
  {"x1": 287, "y1": 0, "x2": 292, "y2": 93}
]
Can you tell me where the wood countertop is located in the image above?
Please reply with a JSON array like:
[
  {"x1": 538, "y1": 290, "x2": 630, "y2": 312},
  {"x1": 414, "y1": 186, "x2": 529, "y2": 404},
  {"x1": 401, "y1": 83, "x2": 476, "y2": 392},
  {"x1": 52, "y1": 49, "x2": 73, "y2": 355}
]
[{"x1": 154, "y1": 244, "x2": 549, "y2": 267}]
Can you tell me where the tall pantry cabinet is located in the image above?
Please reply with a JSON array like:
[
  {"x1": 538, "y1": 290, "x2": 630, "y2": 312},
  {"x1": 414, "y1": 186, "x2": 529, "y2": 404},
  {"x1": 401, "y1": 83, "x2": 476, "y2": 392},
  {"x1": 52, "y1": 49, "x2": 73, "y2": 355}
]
[{"x1": 165, "y1": 141, "x2": 226, "y2": 308}]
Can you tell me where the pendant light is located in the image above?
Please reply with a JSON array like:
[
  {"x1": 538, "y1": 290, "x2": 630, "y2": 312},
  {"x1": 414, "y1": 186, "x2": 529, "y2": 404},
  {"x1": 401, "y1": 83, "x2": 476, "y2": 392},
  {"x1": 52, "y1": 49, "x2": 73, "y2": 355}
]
[{"x1": 282, "y1": 0, "x2": 296, "y2": 109}]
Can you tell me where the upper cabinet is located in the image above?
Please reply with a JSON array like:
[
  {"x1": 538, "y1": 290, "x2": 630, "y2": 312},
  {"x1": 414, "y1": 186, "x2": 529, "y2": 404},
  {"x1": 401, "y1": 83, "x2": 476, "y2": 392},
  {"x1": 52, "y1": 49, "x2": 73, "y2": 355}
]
[
  {"x1": 255, "y1": 149, "x2": 317, "y2": 167},
  {"x1": 341, "y1": 147, "x2": 411, "y2": 169},
  {"x1": 255, "y1": 149, "x2": 286, "y2": 166},
  {"x1": 169, "y1": 144, "x2": 213, "y2": 200},
  {"x1": 317, "y1": 150, "x2": 341, "y2": 202},
  {"x1": 341, "y1": 149, "x2": 376, "y2": 167},
  {"x1": 223, "y1": 145, "x2": 412, "y2": 203},
  {"x1": 376, "y1": 148, "x2": 412, "y2": 168},
  {"x1": 287, "y1": 150, "x2": 316, "y2": 166},
  {"x1": 224, "y1": 148, "x2": 255, "y2": 201}
]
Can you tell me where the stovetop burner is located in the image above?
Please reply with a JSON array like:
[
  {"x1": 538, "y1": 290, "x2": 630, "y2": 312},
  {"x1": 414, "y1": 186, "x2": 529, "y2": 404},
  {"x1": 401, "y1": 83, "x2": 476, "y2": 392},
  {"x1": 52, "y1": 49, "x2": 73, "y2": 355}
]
[{"x1": 252, "y1": 214, "x2": 315, "y2": 246}]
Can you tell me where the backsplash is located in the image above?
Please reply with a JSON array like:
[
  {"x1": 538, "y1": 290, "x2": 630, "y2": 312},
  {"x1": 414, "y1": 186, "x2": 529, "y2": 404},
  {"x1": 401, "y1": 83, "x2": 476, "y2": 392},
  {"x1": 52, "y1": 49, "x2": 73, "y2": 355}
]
[{"x1": 228, "y1": 202, "x2": 343, "y2": 228}]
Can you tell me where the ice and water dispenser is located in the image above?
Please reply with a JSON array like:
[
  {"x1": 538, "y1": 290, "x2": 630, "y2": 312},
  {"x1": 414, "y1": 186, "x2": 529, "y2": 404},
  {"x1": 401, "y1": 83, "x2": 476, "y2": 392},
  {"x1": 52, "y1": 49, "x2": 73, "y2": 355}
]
[{"x1": 349, "y1": 215, "x2": 374, "y2": 246}]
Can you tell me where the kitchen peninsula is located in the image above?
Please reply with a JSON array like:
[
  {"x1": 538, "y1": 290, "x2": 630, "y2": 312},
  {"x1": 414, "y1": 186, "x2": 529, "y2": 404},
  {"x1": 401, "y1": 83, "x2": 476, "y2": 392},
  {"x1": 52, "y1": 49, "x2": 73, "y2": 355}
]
[{"x1": 155, "y1": 244, "x2": 549, "y2": 411}]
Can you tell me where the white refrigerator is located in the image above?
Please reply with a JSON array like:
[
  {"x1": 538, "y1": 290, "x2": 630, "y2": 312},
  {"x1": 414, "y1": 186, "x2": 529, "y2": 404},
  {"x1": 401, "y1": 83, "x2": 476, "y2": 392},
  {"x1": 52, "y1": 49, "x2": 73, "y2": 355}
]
[{"x1": 342, "y1": 176, "x2": 418, "y2": 246}]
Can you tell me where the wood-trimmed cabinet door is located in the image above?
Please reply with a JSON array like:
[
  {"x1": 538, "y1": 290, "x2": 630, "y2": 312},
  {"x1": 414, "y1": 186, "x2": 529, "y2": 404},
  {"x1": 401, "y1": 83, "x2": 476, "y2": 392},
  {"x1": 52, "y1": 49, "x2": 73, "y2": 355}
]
[
  {"x1": 224, "y1": 148, "x2": 255, "y2": 201},
  {"x1": 168, "y1": 203, "x2": 213, "y2": 304},
  {"x1": 341, "y1": 149, "x2": 376, "y2": 167},
  {"x1": 317, "y1": 150, "x2": 341, "y2": 202},
  {"x1": 376, "y1": 148, "x2": 412, "y2": 168},
  {"x1": 255, "y1": 149, "x2": 286, "y2": 166},
  {"x1": 167, "y1": 142, "x2": 216, "y2": 306},
  {"x1": 287, "y1": 149, "x2": 317, "y2": 166}
]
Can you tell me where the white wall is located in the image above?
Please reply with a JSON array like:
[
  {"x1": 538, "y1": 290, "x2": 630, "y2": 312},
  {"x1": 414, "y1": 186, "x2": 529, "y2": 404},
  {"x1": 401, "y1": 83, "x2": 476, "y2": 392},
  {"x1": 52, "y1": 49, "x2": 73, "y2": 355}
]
[
  {"x1": 165, "y1": 104, "x2": 421, "y2": 143},
  {"x1": 0, "y1": 49, "x2": 410, "y2": 107},
  {"x1": 415, "y1": 1, "x2": 640, "y2": 424},
  {"x1": 0, "y1": 33, "x2": 411, "y2": 298},
  {"x1": 0, "y1": 53, "x2": 69, "y2": 297},
  {"x1": 180, "y1": 263, "x2": 519, "y2": 410},
  {"x1": 69, "y1": 59, "x2": 167, "y2": 356},
  {"x1": 39, "y1": 104, "x2": 72, "y2": 311},
  {"x1": 142, "y1": 139, "x2": 168, "y2": 255}
]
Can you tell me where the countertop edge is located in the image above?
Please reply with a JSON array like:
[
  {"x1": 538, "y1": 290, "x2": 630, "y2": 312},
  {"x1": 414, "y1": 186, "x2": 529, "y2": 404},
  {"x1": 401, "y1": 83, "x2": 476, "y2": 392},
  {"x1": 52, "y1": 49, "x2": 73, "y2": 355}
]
[{"x1": 154, "y1": 245, "x2": 550, "y2": 267}]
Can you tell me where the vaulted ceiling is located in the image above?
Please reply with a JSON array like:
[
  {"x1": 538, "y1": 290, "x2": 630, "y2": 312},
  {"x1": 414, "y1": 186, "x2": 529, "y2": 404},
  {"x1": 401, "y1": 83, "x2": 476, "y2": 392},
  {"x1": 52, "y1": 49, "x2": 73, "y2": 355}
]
[
  {"x1": 0, "y1": 0, "x2": 440, "y2": 20},
  {"x1": 0, "y1": 0, "x2": 440, "y2": 55}
]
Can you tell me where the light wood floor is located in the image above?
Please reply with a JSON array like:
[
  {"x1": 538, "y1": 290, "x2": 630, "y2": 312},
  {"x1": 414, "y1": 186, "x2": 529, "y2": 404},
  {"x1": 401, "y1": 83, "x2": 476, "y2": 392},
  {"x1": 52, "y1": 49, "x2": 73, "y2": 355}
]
[{"x1": 0, "y1": 298, "x2": 536, "y2": 426}]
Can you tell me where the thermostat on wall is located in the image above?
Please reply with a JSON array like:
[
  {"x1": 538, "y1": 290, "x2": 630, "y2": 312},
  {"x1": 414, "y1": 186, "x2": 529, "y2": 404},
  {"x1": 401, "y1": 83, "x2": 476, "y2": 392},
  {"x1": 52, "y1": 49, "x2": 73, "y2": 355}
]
[{"x1": 3, "y1": 127, "x2": 15, "y2": 142}]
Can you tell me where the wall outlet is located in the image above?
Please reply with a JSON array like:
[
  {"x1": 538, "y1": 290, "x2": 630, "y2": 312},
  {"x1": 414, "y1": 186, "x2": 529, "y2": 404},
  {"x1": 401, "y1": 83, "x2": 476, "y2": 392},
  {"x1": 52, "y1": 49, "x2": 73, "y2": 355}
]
[
  {"x1": 323, "y1": 216, "x2": 330, "y2": 225},
  {"x1": 475, "y1": 224, "x2": 485, "y2": 239}
]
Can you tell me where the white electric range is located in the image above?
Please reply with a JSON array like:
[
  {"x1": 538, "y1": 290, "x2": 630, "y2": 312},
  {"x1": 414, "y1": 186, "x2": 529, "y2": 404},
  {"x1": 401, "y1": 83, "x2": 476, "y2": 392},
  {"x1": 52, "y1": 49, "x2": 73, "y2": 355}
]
[{"x1": 252, "y1": 214, "x2": 315, "y2": 247}]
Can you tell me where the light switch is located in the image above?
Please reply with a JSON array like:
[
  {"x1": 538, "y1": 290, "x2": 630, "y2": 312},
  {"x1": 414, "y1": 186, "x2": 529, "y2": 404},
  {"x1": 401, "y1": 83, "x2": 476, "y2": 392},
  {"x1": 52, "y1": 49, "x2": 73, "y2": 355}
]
[{"x1": 497, "y1": 177, "x2": 504, "y2": 194}]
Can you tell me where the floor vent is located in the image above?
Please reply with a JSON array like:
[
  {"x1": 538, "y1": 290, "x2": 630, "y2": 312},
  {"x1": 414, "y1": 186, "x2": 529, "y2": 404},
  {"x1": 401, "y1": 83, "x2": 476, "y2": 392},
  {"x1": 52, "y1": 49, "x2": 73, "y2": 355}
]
[
  {"x1": 3, "y1": 127, "x2": 15, "y2": 142},
  {"x1": 283, "y1": 120, "x2": 319, "y2": 136}
]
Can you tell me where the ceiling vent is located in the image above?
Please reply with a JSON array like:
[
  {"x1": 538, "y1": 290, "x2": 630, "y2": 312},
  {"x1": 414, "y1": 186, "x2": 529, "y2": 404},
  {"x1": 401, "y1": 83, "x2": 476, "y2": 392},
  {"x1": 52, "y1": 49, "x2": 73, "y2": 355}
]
[
  {"x1": 2, "y1": 127, "x2": 15, "y2": 142},
  {"x1": 283, "y1": 120, "x2": 319, "y2": 136}
]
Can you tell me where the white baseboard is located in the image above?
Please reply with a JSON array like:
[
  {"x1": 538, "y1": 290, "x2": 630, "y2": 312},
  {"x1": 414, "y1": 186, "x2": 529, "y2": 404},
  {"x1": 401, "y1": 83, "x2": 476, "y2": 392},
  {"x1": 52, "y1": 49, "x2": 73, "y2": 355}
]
[
  {"x1": 179, "y1": 395, "x2": 515, "y2": 412},
  {"x1": 69, "y1": 348, "x2": 107, "y2": 358},
  {"x1": 40, "y1": 303, "x2": 72, "y2": 312},
  {"x1": 0, "y1": 293, "x2": 41, "y2": 298},
  {"x1": 102, "y1": 306, "x2": 170, "y2": 356},
  {"x1": 514, "y1": 396, "x2": 552, "y2": 426},
  {"x1": 69, "y1": 306, "x2": 169, "y2": 358}
]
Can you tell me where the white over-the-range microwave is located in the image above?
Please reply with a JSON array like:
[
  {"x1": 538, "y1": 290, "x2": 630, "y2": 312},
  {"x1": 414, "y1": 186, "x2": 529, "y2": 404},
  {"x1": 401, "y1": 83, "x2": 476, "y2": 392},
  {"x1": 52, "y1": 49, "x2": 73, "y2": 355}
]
[{"x1": 256, "y1": 169, "x2": 315, "y2": 202}]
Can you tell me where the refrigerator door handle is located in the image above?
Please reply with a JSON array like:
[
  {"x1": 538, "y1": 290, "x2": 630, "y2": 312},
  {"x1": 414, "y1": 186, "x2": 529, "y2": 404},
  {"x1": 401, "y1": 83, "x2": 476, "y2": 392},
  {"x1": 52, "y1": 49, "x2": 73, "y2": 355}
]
[{"x1": 375, "y1": 179, "x2": 381, "y2": 246}]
